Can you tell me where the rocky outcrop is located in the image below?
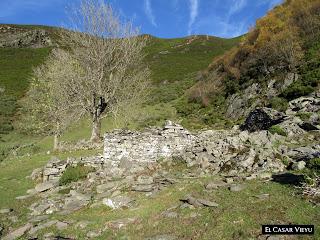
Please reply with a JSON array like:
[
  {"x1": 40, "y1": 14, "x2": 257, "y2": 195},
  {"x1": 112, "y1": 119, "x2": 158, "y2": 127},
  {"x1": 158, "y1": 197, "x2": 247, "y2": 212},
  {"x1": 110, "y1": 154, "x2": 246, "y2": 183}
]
[
  {"x1": 240, "y1": 108, "x2": 286, "y2": 132},
  {"x1": 225, "y1": 73, "x2": 301, "y2": 120},
  {"x1": 0, "y1": 25, "x2": 53, "y2": 48}
]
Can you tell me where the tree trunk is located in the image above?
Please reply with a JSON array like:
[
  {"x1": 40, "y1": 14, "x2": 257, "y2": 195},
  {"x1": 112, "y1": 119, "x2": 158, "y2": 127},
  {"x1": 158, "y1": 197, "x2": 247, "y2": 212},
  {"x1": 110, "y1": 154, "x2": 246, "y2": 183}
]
[
  {"x1": 90, "y1": 117, "x2": 101, "y2": 143},
  {"x1": 53, "y1": 133, "x2": 60, "y2": 151}
]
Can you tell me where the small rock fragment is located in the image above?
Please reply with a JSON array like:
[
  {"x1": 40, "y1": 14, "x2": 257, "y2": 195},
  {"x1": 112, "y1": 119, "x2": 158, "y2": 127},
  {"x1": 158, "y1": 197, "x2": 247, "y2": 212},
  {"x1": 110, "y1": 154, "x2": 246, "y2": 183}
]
[
  {"x1": 229, "y1": 184, "x2": 246, "y2": 192},
  {"x1": 0, "y1": 208, "x2": 12, "y2": 214}
]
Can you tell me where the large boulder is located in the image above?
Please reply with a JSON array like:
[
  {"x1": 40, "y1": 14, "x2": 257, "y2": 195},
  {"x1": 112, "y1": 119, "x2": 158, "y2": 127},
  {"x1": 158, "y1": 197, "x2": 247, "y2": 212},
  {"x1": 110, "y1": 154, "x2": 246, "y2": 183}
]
[{"x1": 240, "y1": 108, "x2": 286, "y2": 132}]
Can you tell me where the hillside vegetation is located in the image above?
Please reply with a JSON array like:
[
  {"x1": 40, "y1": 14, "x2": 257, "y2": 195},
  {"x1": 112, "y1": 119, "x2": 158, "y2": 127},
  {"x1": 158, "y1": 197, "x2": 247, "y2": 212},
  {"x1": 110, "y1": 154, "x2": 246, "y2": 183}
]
[
  {"x1": 187, "y1": 0, "x2": 320, "y2": 121},
  {"x1": 0, "y1": 25, "x2": 240, "y2": 161}
]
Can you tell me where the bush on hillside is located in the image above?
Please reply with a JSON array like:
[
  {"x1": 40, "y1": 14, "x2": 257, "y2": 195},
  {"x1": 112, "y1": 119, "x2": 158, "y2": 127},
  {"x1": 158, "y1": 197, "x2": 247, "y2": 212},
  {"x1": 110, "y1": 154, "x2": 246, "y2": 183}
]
[
  {"x1": 197, "y1": 0, "x2": 320, "y2": 105},
  {"x1": 269, "y1": 97, "x2": 288, "y2": 112},
  {"x1": 59, "y1": 164, "x2": 94, "y2": 186},
  {"x1": 281, "y1": 81, "x2": 314, "y2": 100}
]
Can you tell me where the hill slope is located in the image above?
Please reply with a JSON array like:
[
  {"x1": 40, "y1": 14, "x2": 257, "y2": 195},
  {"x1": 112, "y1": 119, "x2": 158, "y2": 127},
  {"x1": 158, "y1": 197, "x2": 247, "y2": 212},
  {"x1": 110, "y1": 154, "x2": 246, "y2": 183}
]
[
  {"x1": 0, "y1": 24, "x2": 240, "y2": 159},
  {"x1": 186, "y1": 0, "x2": 320, "y2": 122}
]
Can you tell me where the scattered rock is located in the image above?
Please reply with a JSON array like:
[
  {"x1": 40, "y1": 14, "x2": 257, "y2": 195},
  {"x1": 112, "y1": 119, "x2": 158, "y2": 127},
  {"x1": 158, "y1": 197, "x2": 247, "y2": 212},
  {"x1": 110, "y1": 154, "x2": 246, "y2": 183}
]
[
  {"x1": 75, "y1": 221, "x2": 91, "y2": 229},
  {"x1": 292, "y1": 161, "x2": 306, "y2": 171},
  {"x1": 27, "y1": 189, "x2": 38, "y2": 195},
  {"x1": 96, "y1": 182, "x2": 118, "y2": 194},
  {"x1": 102, "y1": 195, "x2": 134, "y2": 209},
  {"x1": 137, "y1": 175, "x2": 154, "y2": 185},
  {"x1": 287, "y1": 147, "x2": 320, "y2": 162},
  {"x1": 205, "y1": 181, "x2": 226, "y2": 190},
  {"x1": 56, "y1": 221, "x2": 69, "y2": 230},
  {"x1": 132, "y1": 184, "x2": 154, "y2": 192},
  {"x1": 61, "y1": 200, "x2": 89, "y2": 214},
  {"x1": 180, "y1": 195, "x2": 218, "y2": 208},
  {"x1": 106, "y1": 217, "x2": 138, "y2": 230},
  {"x1": 229, "y1": 184, "x2": 246, "y2": 192},
  {"x1": 2, "y1": 223, "x2": 32, "y2": 240},
  {"x1": 15, "y1": 195, "x2": 31, "y2": 200},
  {"x1": 0, "y1": 208, "x2": 13, "y2": 214},
  {"x1": 29, "y1": 203, "x2": 51, "y2": 216},
  {"x1": 224, "y1": 178, "x2": 234, "y2": 184},
  {"x1": 255, "y1": 194, "x2": 270, "y2": 200},
  {"x1": 28, "y1": 220, "x2": 57, "y2": 235},
  {"x1": 86, "y1": 230, "x2": 101, "y2": 239},
  {"x1": 161, "y1": 210, "x2": 178, "y2": 219},
  {"x1": 144, "y1": 234, "x2": 177, "y2": 240},
  {"x1": 30, "y1": 168, "x2": 43, "y2": 181},
  {"x1": 257, "y1": 172, "x2": 272, "y2": 180},
  {"x1": 35, "y1": 182, "x2": 56, "y2": 193},
  {"x1": 29, "y1": 215, "x2": 50, "y2": 223}
]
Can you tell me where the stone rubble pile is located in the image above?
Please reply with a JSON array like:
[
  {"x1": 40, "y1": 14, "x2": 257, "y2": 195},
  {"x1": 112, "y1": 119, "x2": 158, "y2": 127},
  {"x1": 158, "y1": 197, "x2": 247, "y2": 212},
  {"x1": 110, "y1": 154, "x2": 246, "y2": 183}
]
[
  {"x1": 181, "y1": 129, "x2": 287, "y2": 175},
  {"x1": 2, "y1": 93, "x2": 319, "y2": 239}
]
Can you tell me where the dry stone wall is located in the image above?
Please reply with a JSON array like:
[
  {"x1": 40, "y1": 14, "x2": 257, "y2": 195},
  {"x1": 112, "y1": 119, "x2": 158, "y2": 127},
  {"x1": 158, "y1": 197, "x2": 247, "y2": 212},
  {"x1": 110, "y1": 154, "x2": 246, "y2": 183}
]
[{"x1": 103, "y1": 121, "x2": 196, "y2": 165}]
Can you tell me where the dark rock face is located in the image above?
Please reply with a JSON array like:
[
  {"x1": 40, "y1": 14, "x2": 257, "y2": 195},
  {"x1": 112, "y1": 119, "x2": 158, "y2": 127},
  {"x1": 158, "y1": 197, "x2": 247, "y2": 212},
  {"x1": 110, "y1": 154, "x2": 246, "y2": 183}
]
[
  {"x1": 240, "y1": 108, "x2": 286, "y2": 132},
  {"x1": 299, "y1": 122, "x2": 319, "y2": 131}
]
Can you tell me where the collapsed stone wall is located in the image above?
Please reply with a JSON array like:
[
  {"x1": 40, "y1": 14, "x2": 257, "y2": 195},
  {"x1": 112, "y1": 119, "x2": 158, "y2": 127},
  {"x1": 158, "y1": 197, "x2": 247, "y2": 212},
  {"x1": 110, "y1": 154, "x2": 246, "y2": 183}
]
[{"x1": 103, "y1": 121, "x2": 196, "y2": 165}]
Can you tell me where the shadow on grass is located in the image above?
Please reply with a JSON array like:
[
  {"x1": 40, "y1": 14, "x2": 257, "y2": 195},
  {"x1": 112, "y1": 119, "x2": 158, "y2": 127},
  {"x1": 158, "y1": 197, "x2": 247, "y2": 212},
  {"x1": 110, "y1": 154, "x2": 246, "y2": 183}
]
[{"x1": 272, "y1": 173, "x2": 305, "y2": 186}]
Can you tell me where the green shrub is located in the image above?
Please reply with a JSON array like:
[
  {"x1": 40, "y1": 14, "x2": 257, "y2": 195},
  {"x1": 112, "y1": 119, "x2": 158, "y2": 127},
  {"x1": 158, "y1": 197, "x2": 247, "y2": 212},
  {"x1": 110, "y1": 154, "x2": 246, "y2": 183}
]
[
  {"x1": 269, "y1": 97, "x2": 289, "y2": 112},
  {"x1": 268, "y1": 125, "x2": 287, "y2": 136},
  {"x1": 297, "y1": 112, "x2": 312, "y2": 121},
  {"x1": 308, "y1": 158, "x2": 320, "y2": 170},
  {"x1": 59, "y1": 164, "x2": 94, "y2": 186},
  {"x1": 281, "y1": 81, "x2": 314, "y2": 100}
]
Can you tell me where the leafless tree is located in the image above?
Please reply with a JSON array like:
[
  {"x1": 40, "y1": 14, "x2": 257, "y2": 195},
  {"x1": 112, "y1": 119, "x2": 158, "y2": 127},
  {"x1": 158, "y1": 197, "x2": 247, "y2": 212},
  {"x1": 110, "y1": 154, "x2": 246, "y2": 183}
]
[{"x1": 58, "y1": 0, "x2": 150, "y2": 142}]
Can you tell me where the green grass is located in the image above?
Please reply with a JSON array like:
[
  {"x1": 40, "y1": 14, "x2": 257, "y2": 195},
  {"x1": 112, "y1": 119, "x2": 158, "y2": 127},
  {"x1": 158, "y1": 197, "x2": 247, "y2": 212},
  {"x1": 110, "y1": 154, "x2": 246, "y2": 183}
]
[
  {"x1": 268, "y1": 125, "x2": 288, "y2": 137},
  {"x1": 0, "y1": 47, "x2": 51, "y2": 135}
]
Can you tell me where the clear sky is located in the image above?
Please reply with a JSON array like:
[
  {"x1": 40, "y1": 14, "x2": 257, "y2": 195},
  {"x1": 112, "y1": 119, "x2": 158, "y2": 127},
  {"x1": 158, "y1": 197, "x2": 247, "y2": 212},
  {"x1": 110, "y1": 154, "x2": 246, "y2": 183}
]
[{"x1": 0, "y1": 0, "x2": 283, "y2": 39}]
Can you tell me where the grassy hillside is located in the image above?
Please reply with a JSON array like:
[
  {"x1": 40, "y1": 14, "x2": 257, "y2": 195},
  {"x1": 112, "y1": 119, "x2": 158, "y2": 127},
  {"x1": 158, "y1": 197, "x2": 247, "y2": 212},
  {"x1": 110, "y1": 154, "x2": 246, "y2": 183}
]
[
  {"x1": 0, "y1": 48, "x2": 52, "y2": 135},
  {"x1": 0, "y1": 25, "x2": 240, "y2": 161},
  {"x1": 145, "y1": 35, "x2": 241, "y2": 104}
]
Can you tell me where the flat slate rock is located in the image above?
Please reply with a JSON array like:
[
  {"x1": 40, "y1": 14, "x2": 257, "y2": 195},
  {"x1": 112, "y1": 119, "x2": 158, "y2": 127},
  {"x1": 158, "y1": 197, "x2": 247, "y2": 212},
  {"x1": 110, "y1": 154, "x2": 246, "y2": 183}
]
[
  {"x1": 35, "y1": 182, "x2": 56, "y2": 193},
  {"x1": 255, "y1": 194, "x2": 270, "y2": 200},
  {"x1": 205, "y1": 181, "x2": 227, "y2": 190},
  {"x1": 106, "y1": 217, "x2": 138, "y2": 230},
  {"x1": 144, "y1": 234, "x2": 177, "y2": 240},
  {"x1": 0, "y1": 208, "x2": 13, "y2": 214},
  {"x1": 2, "y1": 223, "x2": 32, "y2": 240},
  {"x1": 102, "y1": 195, "x2": 134, "y2": 209},
  {"x1": 229, "y1": 184, "x2": 246, "y2": 192},
  {"x1": 131, "y1": 184, "x2": 154, "y2": 192},
  {"x1": 28, "y1": 220, "x2": 57, "y2": 235},
  {"x1": 15, "y1": 195, "x2": 31, "y2": 200}
]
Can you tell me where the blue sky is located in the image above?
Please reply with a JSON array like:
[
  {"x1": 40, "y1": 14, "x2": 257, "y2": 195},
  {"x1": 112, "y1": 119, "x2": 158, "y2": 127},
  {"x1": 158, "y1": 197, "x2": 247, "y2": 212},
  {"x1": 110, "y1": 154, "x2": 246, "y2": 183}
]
[{"x1": 0, "y1": 0, "x2": 283, "y2": 38}]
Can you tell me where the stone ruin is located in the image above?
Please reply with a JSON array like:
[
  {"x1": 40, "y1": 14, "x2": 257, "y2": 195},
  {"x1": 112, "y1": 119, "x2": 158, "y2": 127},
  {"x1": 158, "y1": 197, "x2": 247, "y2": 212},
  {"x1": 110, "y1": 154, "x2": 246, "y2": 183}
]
[{"x1": 103, "y1": 121, "x2": 196, "y2": 166}]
